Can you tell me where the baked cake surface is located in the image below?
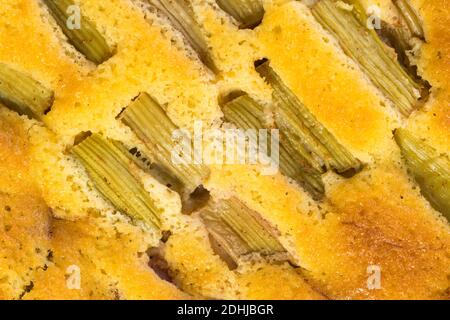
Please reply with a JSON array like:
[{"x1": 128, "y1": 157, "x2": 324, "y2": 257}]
[{"x1": 0, "y1": 0, "x2": 448, "y2": 300}]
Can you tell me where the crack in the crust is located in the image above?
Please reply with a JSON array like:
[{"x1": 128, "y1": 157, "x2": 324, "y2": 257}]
[
  {"x1": 146, "y1": 232, "x2": 204, "y2": 299},
  {"x1": 295, "y1": 267, "x2": 332, "y2": 300},
  {"x1": 147, "y1": 232, "x2": 180, "y2": 286}
]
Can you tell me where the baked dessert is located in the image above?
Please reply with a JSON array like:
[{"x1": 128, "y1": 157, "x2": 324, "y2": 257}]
[{"x1": 0, "y1": 0, "x2": 448, "y2": 300}]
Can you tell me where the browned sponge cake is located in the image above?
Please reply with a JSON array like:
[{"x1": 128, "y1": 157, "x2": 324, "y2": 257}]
[{"x1": 0, "y1": 0, "x2": 448, "y2": 299}]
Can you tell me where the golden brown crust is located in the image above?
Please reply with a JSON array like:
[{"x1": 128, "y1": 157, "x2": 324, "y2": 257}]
[
  {"x1": 26, "y1": 218, "x2": 188, "y2": 300},
  {"x1": 0, "y1": 110, "x2": 52, "y2": 299},
  {"x1": 323, "y1": 166, "x2": 450, "y2": 299},
  {"x1": 0, "y1": 0, "x2": 448, "y2": 299}
]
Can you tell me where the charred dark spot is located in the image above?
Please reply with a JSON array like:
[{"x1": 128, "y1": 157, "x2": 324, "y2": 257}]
[
  {"x1": 47, "y1": 249, "x2": 54, "y2": 263},
  {"x1": 129, "y1": 147, "x2": 138, "y2": 155},
  {"x1": 18, "y1": 281, "x2": 34, "y2": 299}
]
